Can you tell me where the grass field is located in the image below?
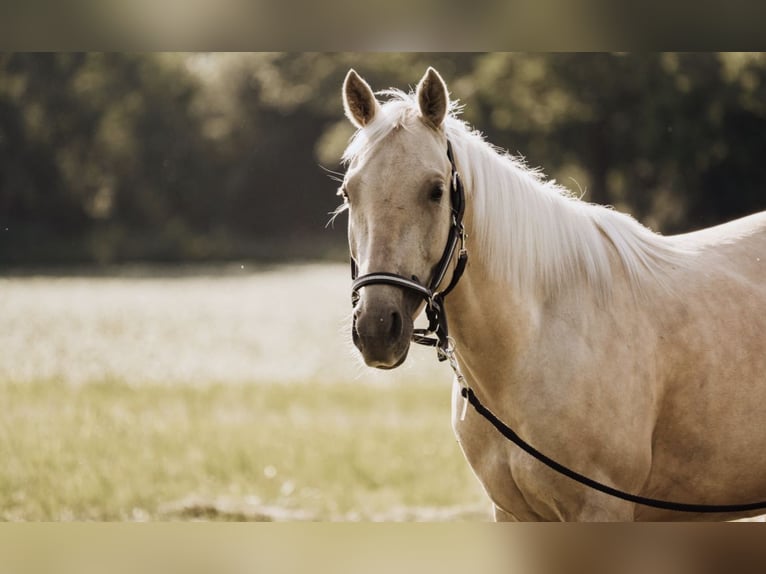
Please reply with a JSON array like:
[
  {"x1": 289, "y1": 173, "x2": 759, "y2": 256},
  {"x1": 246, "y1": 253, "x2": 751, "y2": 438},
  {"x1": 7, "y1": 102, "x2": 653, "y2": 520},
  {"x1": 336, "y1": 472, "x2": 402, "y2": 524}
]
[{"x1": 0, "y1": 263, "x2": 489, "y2": 521}]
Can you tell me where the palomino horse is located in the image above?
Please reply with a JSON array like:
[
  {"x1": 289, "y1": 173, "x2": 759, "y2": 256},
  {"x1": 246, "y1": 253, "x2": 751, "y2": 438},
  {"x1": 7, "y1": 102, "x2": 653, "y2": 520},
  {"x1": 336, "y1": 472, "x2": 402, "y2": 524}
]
[{"x1": 337, "y1": 67, "x2": 766, "y2": 521}]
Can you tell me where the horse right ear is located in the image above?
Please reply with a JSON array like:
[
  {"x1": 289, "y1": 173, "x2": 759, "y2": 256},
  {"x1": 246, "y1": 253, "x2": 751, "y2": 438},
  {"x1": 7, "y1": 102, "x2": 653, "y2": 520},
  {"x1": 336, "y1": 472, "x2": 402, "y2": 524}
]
[
  {"x1": 416, "y1": 67, "x2": 448, "y2": 128},
  {"x1": 343, "y1": 69, "x2": 379, "y2": 129}
]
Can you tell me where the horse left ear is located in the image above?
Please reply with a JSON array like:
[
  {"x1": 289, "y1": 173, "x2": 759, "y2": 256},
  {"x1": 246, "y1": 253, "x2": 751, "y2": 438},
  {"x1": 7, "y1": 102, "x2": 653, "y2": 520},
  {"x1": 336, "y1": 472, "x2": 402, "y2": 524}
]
[{"x1": 416, "y1": 67, "x2": 449, "y2": 128}]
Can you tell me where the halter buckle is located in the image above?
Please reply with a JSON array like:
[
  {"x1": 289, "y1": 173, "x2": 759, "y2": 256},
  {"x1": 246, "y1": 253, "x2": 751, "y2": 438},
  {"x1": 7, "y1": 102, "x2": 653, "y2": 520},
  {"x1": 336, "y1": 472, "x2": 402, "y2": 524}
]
[{"x1": 439, "y1": 337, "x2": 470, "y2": 421}]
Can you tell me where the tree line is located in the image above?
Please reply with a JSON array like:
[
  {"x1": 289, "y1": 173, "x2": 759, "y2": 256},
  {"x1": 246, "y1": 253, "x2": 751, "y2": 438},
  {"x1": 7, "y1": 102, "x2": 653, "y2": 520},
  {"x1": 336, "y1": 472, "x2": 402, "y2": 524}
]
[{"x1": 1, "y1": 53, "x2": 764, "y2": 265}]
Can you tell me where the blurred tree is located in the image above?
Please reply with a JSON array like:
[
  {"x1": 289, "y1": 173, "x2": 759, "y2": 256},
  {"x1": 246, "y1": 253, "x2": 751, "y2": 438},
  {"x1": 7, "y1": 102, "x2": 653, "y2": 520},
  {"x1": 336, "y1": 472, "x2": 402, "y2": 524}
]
[
  {"x1": 1, "y1": 52, "x2": 764, "y2": 265},
  {"x1": 452, "y1": 53, "x2": 766, "y2": 233},
  {"x1": 0, "y1": 53, "x2": 222, "y2": 263},
  {"x1": 204, "y1": 53, "x2": 481, "y2": 256}
]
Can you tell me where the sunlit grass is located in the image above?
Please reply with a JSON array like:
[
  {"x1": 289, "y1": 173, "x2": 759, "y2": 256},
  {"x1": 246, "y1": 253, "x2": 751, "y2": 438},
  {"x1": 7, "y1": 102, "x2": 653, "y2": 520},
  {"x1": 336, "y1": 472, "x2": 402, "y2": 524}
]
[
  {"x1": 0, "y1": 264, "x2": 488, "y2": 521},
  {"x1": 0, "y1": 379, "x2": 488, "y2": 521}
]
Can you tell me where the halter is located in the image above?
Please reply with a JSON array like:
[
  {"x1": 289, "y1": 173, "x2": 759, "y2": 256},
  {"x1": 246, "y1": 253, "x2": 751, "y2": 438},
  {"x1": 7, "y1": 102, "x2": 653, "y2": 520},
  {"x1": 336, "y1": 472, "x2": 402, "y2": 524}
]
[{"x1": 349, "y1": 140, "x2": 468, "y2": 360}]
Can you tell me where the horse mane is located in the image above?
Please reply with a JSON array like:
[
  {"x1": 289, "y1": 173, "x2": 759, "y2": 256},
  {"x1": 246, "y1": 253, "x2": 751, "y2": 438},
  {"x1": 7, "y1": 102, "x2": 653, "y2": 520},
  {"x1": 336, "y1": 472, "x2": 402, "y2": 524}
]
[{"x1": 342, "y1": 89, "x2": 689, "y2": 299}]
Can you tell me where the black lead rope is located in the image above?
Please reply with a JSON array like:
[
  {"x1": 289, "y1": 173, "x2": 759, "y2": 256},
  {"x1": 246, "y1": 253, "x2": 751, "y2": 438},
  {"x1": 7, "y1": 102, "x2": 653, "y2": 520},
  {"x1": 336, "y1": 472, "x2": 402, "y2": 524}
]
[{"x1": 461, "y1": 387, "x2": 766, "y2": 513}]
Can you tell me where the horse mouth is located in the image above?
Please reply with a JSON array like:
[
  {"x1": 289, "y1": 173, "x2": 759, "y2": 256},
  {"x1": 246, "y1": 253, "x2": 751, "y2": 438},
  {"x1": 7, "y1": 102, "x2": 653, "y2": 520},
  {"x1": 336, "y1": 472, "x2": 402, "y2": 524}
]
[
  {"x1": 364, "y1": 346, "x2": 410, "y2": 370},
  {"x1": 352, "y1": 299, "x2": 415, "y2": 369}
]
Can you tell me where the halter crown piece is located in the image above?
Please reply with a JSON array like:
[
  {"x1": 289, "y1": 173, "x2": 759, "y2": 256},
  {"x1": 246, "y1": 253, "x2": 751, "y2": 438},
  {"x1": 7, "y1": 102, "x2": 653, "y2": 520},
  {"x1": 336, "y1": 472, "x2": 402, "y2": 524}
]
[{"x1": 350, "y1": 140, "x2": 468, "y2": 361}]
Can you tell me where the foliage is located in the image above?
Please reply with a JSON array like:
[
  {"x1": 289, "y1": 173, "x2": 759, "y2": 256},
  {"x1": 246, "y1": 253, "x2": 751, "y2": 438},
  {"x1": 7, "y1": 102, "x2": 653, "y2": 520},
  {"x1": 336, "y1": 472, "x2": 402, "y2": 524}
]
[{"x1": 1, "y1": 53, "x2": 765, "y2": 264}]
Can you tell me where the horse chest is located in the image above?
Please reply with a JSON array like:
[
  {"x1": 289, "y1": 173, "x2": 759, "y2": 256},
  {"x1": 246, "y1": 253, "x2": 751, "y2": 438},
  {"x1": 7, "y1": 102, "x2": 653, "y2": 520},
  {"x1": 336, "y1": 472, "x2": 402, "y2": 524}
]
[{"x1": 451, "y1": 383, "x2": 563, "y2": 521}]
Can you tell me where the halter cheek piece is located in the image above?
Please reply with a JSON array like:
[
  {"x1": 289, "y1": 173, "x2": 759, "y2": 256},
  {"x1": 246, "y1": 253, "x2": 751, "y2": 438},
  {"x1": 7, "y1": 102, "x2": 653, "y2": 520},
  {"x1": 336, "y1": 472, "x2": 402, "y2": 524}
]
[{"x1": 349, "y1": 140, "x2": 468, "y2": 360}]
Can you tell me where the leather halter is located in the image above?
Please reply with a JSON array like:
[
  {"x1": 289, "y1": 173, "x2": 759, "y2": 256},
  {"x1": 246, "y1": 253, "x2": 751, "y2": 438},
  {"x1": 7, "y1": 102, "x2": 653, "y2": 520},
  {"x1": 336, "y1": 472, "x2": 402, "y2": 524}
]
[{"x1": 349, "y1": 140, "x2": 468, "y2": 360}]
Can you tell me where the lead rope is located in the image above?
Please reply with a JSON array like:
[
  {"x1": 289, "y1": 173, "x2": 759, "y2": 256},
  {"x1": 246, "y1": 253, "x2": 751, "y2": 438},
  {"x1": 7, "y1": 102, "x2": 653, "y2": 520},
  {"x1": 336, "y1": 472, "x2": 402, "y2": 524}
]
[
  {"x1": 459, "y1": 382, "x2": 766, "y2": 514},
  {"x1": 432, "y1": 158, "x2": 766, "y2": 515},
  {"x1": 447, "y1": 341, "x2": 766, "y2": 514}
]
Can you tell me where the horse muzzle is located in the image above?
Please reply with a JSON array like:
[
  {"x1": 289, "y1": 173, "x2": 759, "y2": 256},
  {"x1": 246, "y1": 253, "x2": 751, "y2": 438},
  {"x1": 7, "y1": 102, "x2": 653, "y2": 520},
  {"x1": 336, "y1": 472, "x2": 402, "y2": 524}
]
[{"x1": 352, "y1": 292, "x2": 414, "y2": 369}]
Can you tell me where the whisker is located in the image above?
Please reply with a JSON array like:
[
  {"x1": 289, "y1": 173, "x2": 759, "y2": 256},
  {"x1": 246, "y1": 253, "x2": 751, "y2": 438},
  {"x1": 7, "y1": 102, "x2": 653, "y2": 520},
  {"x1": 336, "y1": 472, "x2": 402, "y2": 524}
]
[
  {"x1": 319, "y1": 164, "x2": 346, "y2": 183},
  {"x1": 326, "y1": 203, "x2": 349, "y2": 229}
]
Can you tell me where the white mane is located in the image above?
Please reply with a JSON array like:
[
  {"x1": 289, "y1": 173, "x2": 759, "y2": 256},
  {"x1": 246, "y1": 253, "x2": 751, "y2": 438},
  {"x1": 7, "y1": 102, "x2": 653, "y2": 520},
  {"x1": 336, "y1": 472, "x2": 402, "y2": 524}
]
[{"x1": 342, "y1": 90, "x2": 689, "y2": 299}]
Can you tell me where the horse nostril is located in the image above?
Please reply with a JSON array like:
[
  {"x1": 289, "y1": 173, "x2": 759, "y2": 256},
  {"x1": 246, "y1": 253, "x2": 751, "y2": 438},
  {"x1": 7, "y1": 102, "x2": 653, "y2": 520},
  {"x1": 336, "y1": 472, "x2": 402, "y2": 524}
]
[{"x1": 388, "y1": 310, "x2": 403, "y2": 343}]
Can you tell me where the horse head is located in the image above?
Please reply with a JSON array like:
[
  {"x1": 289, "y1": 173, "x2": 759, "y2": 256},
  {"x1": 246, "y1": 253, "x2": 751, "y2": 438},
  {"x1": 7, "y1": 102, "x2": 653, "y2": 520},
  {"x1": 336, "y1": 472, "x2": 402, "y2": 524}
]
[{"x1": 340, "y1": 68, "x2": 458, "y2": 369}]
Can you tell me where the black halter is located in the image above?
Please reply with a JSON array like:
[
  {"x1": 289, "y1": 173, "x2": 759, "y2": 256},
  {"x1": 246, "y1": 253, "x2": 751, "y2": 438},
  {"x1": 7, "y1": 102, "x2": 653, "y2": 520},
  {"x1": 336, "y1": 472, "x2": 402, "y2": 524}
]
[{"x1": 350, "y1": 140, "x2": 468, "y2": 360}]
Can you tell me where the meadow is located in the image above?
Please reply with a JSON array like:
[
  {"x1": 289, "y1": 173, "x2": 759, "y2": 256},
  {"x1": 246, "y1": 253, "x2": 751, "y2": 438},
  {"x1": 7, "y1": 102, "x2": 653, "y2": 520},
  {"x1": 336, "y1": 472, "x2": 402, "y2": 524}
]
[{"x1": 0, "y1": 263, "x2": 489, "y2": 521}]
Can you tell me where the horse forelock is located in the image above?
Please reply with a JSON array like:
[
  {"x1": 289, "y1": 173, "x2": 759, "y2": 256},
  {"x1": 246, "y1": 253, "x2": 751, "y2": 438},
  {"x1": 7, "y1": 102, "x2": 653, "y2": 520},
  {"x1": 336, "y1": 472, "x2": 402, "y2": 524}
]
[{"x1": 341, "y1": 89, "x2": 690, "y2": 301}]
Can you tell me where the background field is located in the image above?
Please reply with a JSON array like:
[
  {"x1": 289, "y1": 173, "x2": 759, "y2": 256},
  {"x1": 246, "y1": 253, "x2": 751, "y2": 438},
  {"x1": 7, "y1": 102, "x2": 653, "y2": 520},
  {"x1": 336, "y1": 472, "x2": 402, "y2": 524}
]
[
  {"x1": 0, "y1": 263, "x2": 489, "y2": 521},
  {"x1": 4, "y1": 53, "x2": 765, "y2": 523}
]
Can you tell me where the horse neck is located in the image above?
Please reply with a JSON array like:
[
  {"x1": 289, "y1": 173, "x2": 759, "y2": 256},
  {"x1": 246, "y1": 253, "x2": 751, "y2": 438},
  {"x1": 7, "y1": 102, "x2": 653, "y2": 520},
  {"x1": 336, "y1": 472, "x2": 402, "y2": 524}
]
[
  {"x1": 441, "y1": 128, "x2": 688, "y2": 404},
  {"x1": 448, "y1": 129, "x2": 616, "y2": 303},
  {"x1": 441, "y1": 139, "x2": 622, "y2": 403}
]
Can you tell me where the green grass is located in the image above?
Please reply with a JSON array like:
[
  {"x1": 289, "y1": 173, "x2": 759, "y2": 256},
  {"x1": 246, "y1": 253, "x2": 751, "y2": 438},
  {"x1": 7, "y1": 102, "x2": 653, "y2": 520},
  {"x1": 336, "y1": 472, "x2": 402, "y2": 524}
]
[
  {"x1": 4, "y1": 379, "x2": 765, "y2": 523},
  {"x1": 0, "y1": 378, "x2": 487, "y2": 521},
  {"x1": 0, "y1": 264, "x2": 489, "y2": 521}
]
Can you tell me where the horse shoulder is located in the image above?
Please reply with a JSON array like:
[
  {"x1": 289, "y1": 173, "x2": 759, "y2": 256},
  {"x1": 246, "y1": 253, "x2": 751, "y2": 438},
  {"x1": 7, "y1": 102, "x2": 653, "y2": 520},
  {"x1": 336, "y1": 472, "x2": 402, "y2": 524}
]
[{"x1": 468, "y1": 293, "x2": 658, "y2": 520}]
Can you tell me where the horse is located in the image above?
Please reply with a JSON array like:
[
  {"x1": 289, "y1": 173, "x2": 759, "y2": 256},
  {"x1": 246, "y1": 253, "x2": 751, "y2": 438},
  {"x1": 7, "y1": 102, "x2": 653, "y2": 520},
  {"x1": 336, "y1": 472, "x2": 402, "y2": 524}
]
[{"x1": 336, "y1": 66, "x2": 766, "y2": 521}]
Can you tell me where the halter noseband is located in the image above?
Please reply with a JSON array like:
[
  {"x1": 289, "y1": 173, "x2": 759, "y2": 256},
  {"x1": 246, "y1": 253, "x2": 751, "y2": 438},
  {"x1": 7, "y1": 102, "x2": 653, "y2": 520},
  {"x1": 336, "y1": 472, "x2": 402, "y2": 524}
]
[{"x1": 350, "y1": 140, "x2": 468, "y2": 360}]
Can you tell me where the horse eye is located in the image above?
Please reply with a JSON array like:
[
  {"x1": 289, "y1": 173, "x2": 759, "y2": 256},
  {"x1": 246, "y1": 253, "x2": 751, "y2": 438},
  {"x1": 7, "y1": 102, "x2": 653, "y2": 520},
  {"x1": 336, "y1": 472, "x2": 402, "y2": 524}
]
[{"x1": 430, "y1": 184, "x2": 444, "y2": 202}]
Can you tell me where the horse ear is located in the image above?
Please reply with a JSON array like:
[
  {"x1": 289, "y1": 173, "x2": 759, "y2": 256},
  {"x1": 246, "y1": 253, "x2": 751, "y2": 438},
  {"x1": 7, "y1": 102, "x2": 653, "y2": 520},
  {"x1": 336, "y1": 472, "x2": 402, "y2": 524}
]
[
  {"x1": 343, "y1": 69, "x2": 379, "y2": 129},
  {"x1": 416, "y1": 67, "x2": 448, "y2": 128}
]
